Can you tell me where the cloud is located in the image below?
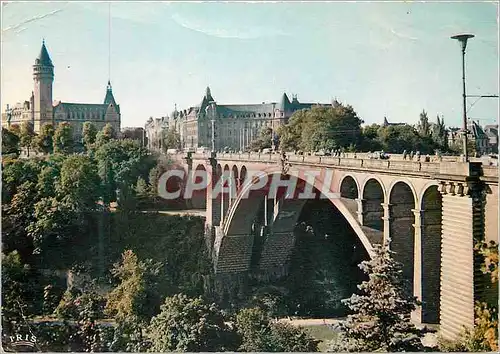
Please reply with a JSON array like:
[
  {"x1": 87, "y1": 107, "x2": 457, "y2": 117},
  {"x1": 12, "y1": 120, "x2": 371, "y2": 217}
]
[
  {"x1": 2, "y1": 8, "x2": 64, "y2": 33},
  {"x1": 170, "y1": 12, "x2": 288, "y2": 40},
  {"x1": 389, "y1": 28, "x2": 418, "y2": 41}
]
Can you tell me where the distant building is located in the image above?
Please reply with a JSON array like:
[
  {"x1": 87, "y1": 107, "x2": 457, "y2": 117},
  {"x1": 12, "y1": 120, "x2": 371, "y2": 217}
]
[
  {"x1": 484, "y1": 124, "x2": 498, "y2": 153},
  {"x1": 174, "y1": 87, "x2": 330, "y2": 151},
  {"x1": 1, "y1": 41, "x2": 121, "y2": 141},
  {"x1": 382, "y1": 116, "x2": 406, "y2": 127},
  {"x1": 121, "y1": 127, "x2": 145, "y2": 145},
  {"x1": 448, "y1": 121, "x2": 491, "y2": 155}
]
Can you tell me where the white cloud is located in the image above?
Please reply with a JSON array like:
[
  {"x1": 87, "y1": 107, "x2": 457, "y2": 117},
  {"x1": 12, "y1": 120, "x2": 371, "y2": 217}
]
[
  {"x1": 170, "y1": 12, "x2": 289, "y2": 40},
  {"x1": 2, "y1": 7, "x2": 64, "y2": 33}
]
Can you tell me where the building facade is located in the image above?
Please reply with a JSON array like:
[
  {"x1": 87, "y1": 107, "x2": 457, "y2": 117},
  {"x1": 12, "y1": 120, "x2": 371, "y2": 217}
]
[
  {"x1": 484, "y1": 124, "x2": 498, "y2": 154},
  {"x1": 174, "y1": 87, "x2": 329, "y2": 151},
  {"x1": 2, "y1": 41, "x2": 120, "y2": 141},
  {"x1": 144, "y1": 112, "x2": 180, "y2": 152},
  {"x1": 447, "y1": 121, "x2": 491, "y2": 156}
]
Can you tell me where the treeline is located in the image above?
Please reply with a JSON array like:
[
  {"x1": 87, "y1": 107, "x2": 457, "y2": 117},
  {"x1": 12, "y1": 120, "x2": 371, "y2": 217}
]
[{"x1": 249, "y1": 102, "x2": 455, "y2": 155}]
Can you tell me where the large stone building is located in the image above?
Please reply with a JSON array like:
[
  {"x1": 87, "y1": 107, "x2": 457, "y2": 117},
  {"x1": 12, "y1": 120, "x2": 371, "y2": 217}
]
[
  {"x1": 1, "y1": 41, "x2": 120, "y2": 141},
  {"x1": 144, "y1": 112, "x2": 180, "y2": 151},
  {"x1": 174, "y1": 87, "x2": 330, "y2": 151}
]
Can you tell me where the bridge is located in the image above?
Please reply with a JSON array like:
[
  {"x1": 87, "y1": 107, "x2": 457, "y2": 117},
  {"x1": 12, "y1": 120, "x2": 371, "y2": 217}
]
[{"x1": 170, "y1": 152, "x2": 498, "y2": 341}]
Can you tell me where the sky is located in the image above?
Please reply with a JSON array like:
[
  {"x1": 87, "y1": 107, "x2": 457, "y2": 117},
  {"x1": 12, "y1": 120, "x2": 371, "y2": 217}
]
[{"x1": 1, "y1": 1, "x2": 498, "y2": 128}]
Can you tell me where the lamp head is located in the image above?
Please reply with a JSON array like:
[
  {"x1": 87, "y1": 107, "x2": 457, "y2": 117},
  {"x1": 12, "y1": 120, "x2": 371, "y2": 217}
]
[{"x1": 451, "y1": 34, "x2": 475, "y2": 50}]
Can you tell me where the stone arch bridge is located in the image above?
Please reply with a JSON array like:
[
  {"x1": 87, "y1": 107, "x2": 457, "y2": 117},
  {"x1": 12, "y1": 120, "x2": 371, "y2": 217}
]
[{"x1": 171, "y1": 152, "x2": 498, "y2": 340}]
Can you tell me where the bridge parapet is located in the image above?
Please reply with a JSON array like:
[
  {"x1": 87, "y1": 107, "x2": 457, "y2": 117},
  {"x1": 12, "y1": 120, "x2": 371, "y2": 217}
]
[{"x1": 182, "y1": 152, "x2": 497, "y2": 179}]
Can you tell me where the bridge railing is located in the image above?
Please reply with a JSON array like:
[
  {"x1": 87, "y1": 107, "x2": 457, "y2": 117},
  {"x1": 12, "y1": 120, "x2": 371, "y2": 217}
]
[{"x1": 182, "y1": 152, "x2": 496, "y2": 178}]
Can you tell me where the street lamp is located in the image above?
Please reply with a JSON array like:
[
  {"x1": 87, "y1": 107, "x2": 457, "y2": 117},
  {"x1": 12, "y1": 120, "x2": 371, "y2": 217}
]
[{"x1": 451, "y1": 33, "x2": 474, "y2": 162}]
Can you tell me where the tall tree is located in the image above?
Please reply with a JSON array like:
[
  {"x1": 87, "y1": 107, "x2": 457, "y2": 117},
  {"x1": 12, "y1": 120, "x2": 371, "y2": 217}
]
[
  {"x1": 432, "y1": 115, "x2": 448, "y2": 149},
  {"x1": 53, "y1": 122, "x2": 74, "y2": 154},
  {"x1": 161, "y1": 127, "x2": 181, "y2": 152},
  {"x1": 329, "y1": 244, "x2": 424, "y2": 352},
  {"x1": 96, "y1": 123, "x2": 116, "y2": 147},
  {"x1": 277, "y1": 109, "x2": 308, "y2": 152},
  {"x1": 58, "y1": 155, "x2": 100, "y2": 209},
  {"x1": 19, "y1": 122, "x2": 36, "y2": 157},
  {"x1": 288, "y1": 102, "x2": 363, "y2": 152},
  {"x1": 82, "y1": 122, "x2": 98, "y2": 152},
  {"x1": 34, "y1": 123, "x2": 55, "y2": 154},
  {"x1": 417, "y1": 110, "x2": 431, "y2": 137}
]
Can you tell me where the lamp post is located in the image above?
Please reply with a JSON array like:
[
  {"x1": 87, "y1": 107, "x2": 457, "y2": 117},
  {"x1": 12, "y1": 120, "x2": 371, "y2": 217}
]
[{"x1": 451, "y1": 33, "x2": 474, "y2": 162}]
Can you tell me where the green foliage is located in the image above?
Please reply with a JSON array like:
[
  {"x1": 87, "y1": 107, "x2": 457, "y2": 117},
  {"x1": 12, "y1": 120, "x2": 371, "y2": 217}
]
[
  {"x1": 95, "y1": 138, "x2": 155, "y2": 206},
  {"x1": 82, "y1": 121, "x2": 98, "y2": 151},
  {"x1": 329, "y1": 244, "x2": 424, "y2": 352},
  {"x1": 235, "y1": 307, "x2": 319, "y2": 352},
  {"x1": 34, "y1": 123, "x2": 55, "y2": 154},
  {"x1": 19, "y1": 121, "x2": 36, "y2": 156},
  {"x1": 146, "y1": 294, "x2": 238, "y2": 352},
  {"x1": 1, "y1": 251, "x2": 44, "y2": 333},
  {"x1": 249, "y1": 126, "x2": 272, "y2": 152},
  {"x1": 280, "y1": 103, "x2": 363, "y2": 152},
  {"x1": 162, "y1": 126, "x2": 182, "y2": 152},
  {"x1": 417, "y1": 109, "x2": 431, "y2": 137},
  {"x1": 2, "y1": 157, "x2": 43, "y2": 203},
  {"x1": 105, "y1": 250, "x2": 165, "y2": 324},
  {"x1": 58, "y1": 154, "x2": 100, "y2": 209},
  {"x1": 53, "y1": 122, "x2": 74, "y2": 154},
  {"x1": 2, "y1": 127, "x2": 20, "y2": 155},
  {"x1": 96, "y1": 123, "x2": 117, "y2": 147}
]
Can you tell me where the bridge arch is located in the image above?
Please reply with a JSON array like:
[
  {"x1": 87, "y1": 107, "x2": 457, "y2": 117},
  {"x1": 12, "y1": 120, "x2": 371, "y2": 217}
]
[
  {"x1": 362, "y1": 178, "x2": 385, "y2": 232},
  {"x1": 222, "y1": 167, "x2": 376, "y2": 264},
  {"x1": 420, "y1": 183, "x2": 442, "y2": 324},
  {"x1": 239, "y1": 165, "x2": 248, "y2": 187},
  {"x1": 191, "y1": 164, "x2": 207, "y2": 209},
  {"x1": 388, "y1": 180, "x2": 417, "y2": 294},
  {"x1": 339, "y1": 174, "x2": 360, "y2": 199}
]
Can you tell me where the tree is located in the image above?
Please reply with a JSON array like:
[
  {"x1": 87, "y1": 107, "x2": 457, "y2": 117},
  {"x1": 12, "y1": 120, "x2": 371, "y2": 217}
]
[
  {"x1": 277, "y1": 109, "x2": 307, "y2": 152},
  {"x1": 1, "y1": 251, "x2": 43, "y2": 334},
  {"x1": 105, "y1": 250, "x2": 164, "y2": 324},
  {"x1": 376, "y1": 124, "x2": 424, "y2": 153},
  {"x1": 249, "y1": 127, "x2": 272, "y2": 152},
  {"x1": 53, "y1": 122, "x2": 74, "y2": 154},
  {"x1": 2, "y1": 181, "x2": 40, "y2": 260},
  {"x1": 431, "y1": 115, "x2": 448, "y2": 149},
  {"x1": 146, "y1": 294, "x2": 238, "y2": 352},
  {"x1": 284, "y1": 102, "x2": 363, "y2": 152},
  {"x1": 34, "y1": 123, "x2": 55, "y2": 154},
  {"x1": 82, "y1": 122, "x2": 98, "y2": 152},
  {"x1": 58, "y1": 155, "x2": 100, "y2": 210},
  {"x1": 236, "y1": 307, "x2": 319, "y2": 352},
  {"x1": 2, "y1": 127, "x2": 20, "y2": 155},
  {"x1": 96, "y1": 123, "x2": 116, "y2": 147},
  {"x1": 417, "y1": 110, "x2": 431, "y2": 137},
  {"x1": 162, "y1": 127, "x2": 181, "y2": 152},
  {"x1": 94, "y1": 139, "x2": 155, "y2": 208},
  {"x1": 360, "y1": 124, "x2": 383, "y2": 152},
  {"x1": 19, "y1": 121, "x2": 36, "y2": 157},
  {"x1": 329, "y1": 243, "x2": 424, "y2": 352}
]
